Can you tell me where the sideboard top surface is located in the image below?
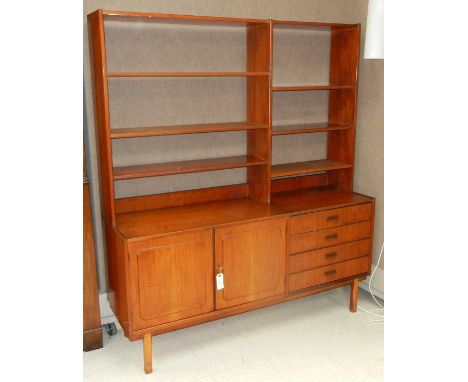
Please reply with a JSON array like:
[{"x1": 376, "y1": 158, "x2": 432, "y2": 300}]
[
  {"x1": 115, "y1": 188, "x2": 373, "y2": 241},
  {"x1": 115, "y1": 197, "x2": 288, "y2": 241}
]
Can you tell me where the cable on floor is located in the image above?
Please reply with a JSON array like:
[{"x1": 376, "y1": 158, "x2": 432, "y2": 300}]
[{"x1": 358, "y1": 243, "x2": 384, "y2": 322}]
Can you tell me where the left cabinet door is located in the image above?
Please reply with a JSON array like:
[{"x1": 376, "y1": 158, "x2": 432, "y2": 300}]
[{"x1": 128, "y1": 230, "x2": 214, "y2": 330}]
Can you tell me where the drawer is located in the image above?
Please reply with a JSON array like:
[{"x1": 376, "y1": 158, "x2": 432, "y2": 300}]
[
  {"x1": 288, "y1": 239, "x2": 371, "y2": 273},
  {"x1": 289, "y1": 203, "x2": 373, "y2": 235},
  {"x1": 288, "y1": 256, "x2": 369, "y2": 292},
  {"x1": 289, "y1": 221, "x2": 371, "y2": 254}
]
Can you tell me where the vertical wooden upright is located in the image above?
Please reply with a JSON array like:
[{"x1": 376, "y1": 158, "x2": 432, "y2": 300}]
[
  {"x1": 327, "y1": 25, "x2": 361, "y2": 191},
  {"x1": 246, "y1": 22, "x2": 272, "y2": 203},
  {"x1": 88, "y1": 12, "x2": 122, "y2": 334},
  {"x1": 88, "y1": 10, "x2": 132, "y2": 340},
  {"x1": 88, "y1": 10, "x2": 116, "y2": 226}
]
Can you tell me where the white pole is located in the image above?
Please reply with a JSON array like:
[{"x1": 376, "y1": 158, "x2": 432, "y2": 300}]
[{"x1": 364, "y1": 0, "x2": 384, "y2": 59}]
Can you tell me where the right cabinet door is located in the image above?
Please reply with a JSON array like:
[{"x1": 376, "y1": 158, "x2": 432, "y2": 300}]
[{"x1": 214, "y1": 217, "x2": 287, "y2": 310}]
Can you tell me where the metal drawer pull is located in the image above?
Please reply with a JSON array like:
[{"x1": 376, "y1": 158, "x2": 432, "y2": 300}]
[
  {"x1": 325, "y1": 252, "x2": 337, "y2": 258},
  {"x1": 325, "y1": 270, "x2": 337, "y2": 276},
  {"x1": 325, "y1": 233, "x2": 338, "y2": 240},
  {"x1": 326, "y1": 215, "x2": 339, "y2": 221}
]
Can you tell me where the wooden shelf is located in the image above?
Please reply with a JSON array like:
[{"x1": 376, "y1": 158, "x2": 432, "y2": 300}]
[
  {"x1": 102, "y1": 10, "x2": 269, "y2": 25},
  {"x1": 273, "y1": 20, "x2": 360, "y2": 29},
  {"x1": 272, "y1": 123, "x2": 352, "y2": 135},
  {"x1": 107, "y1": 71, "x2": 269, "y2": 78},
  {"x1": 111, "y1": 122, "x2": 268, "y2": 139},
  {"x1": 271, "y1": 159, "x2": 352, "y2": 178},
  {"x1": 271, "y1": 186, "x2": 374, "y2": 215},
  {"x1": 113, "y1": 155, "x2": 267, "y2": 180},
  {"x1": 272, "y1": 84, "x2": 355, "y2": 91}
]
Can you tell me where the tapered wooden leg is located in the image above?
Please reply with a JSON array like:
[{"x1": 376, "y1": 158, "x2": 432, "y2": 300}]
[
  {"x1": 349, "y1": 278, "x2": 359, "y2": 312},
  {"x1": 143, "y1": 333, "x2": 153, "y2": 374}
]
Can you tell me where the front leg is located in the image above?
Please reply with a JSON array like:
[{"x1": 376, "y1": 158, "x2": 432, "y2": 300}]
[
  {"x1": 143, "y1": 333, "x2": 153, "y2": 374},
  {"x1": 349, "y1": 278, "x2": 359, "y2": 312}
]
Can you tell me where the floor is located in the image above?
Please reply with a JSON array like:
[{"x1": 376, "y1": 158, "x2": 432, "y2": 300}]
[{"x1": 84, "y1": 287, "x2": 384, "y2": 382}]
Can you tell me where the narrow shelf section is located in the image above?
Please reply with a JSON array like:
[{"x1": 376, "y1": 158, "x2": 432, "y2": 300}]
[
  {"x1": 272, "y1": 122, "x2": 352, "y2": 135},
  {"x1": 107, "y1": 71, "x2": 270, "y2": 78},
  {"x1": 271, "y1": 159, "x2": 352, "y2": 178},
  {"x1": 272, "y1": 84, "x2": 355, "y2": 91},
  {"x1": 111, "y1": 122, "x2": 268, "y2": 139},
  {"x1": 113, "y1": 155, "x2": 267, "y2": 180},
  {"x1": 271, "y1": 186, "x2": 374, "y2": 214}
]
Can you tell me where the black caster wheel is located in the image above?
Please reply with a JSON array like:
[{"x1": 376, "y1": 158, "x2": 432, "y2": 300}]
[{"x1": 103, "y1": 322, "x2": 117, "y2": 336}]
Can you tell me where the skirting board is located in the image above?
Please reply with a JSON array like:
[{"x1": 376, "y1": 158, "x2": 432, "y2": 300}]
[
  {"x1": 359, "y1": 265, "x2": 384, "y2": 300},
  {"x1": 99, "y1": 268, "x2": 385, "y2": 325}
]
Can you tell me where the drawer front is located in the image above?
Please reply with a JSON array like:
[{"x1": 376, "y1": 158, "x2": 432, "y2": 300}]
[
  {"x1": 288, "y1": 256, "x2": 369, "y2": 292},
  {"x1": 290, "y1": 203, "x2": 373, "y2": 235},
  {"x1": 289, "y1": 221, "x2": 371, "y2": 254},
  {"x1": 288, "y1": 239, "x2": 371, "y2": 273}
]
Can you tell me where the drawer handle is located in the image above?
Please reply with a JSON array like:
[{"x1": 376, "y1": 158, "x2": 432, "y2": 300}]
[
  {"x1": 325, "y1": 233, "x2": 338, "y2": 240},
  {"x1": 325, "y1": 270, "x2": 337, "y2": 276},
  {"x1": 326, "y1": 215, "x2": 339, "y2": 221},
  {"x1": 325, "y1": 252, "x2": 337, "y2": 258}
]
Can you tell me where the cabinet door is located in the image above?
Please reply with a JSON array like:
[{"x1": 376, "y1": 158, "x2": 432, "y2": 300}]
[
  {"x1": 215, "y1": 218, "x2": 287, "y2": 310},
  {"x1": 128, "y1": 230, "x2": 213, "y2": 330}
]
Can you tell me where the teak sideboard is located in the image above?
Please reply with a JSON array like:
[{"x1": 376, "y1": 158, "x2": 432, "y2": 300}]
[{"x1": 88, "y1": 9, "x2": 375, "y2": 374}]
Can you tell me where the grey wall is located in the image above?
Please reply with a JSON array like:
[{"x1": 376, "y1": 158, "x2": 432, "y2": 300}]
[{"x1": 83, "y1": 0, "x2": 384, "y2": 291}]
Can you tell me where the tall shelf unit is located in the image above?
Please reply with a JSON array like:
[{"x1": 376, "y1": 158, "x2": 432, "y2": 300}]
[
  {"x1": 88, "y1": 9, "x2": 374, "y2": 374},
  {"x1": 89, "y1": 10, "x2": 272, "y2": 226},
  {"x1": 270, "y1": 20, "x2": 360, "y2": 189}
]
